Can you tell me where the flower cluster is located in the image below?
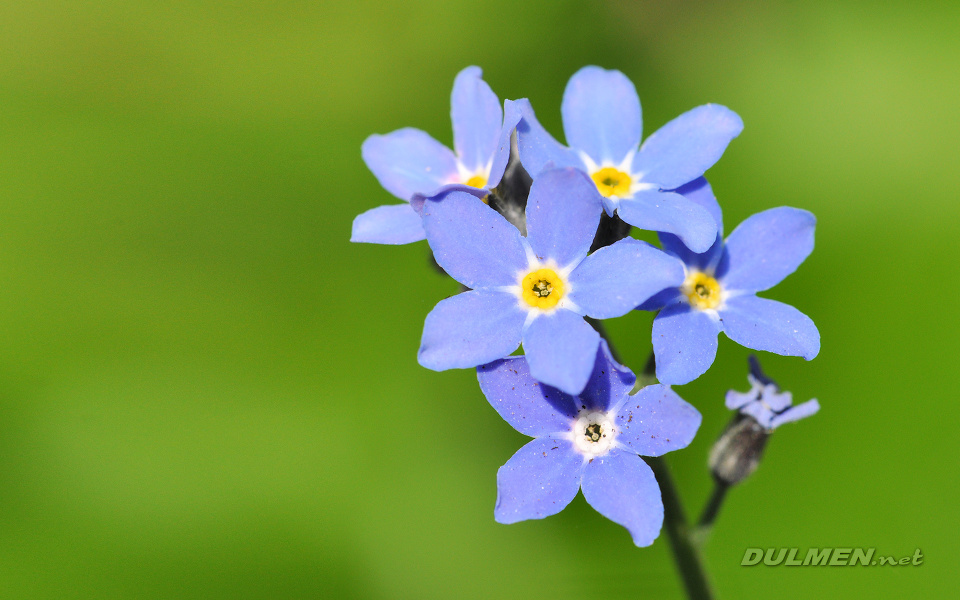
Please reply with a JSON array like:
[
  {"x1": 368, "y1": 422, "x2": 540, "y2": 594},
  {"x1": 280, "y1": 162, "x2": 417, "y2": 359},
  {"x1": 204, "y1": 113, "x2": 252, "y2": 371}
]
[{"x1": 352, "y1": 66, "x2": 821, "y2": 546}]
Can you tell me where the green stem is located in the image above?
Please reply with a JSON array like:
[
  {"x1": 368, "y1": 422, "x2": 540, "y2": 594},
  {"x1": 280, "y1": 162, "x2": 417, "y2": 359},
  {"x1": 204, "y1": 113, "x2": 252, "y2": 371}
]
[
  {"x1": 694, "y1": 480, "x2": 730, "y2": 541},
  {"x1": 646, "y1": 456, "x2": 715, "y2": 600}
]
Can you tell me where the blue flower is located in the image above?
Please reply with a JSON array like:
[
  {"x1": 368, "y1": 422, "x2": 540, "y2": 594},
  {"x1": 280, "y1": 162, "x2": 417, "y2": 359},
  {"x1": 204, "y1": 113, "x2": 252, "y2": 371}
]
[
  {"x1": 512, "y1": 66, "x2": 743, "y2": 253},
  {"x1": 418, "y1": 168, "x2": 685, "y2": 395},
  {"x1": 642, "y1": 179, "x2": 820, "y2": 385},
  {"x1": 477, "y1": 341, "x2": 701, "y2": 547},
  {"x1": 726, "y1": 370, "x2": 820, "y2": 430},
  {"x1": 351, "y1": 66, "x2": 520, "y2": 245}
]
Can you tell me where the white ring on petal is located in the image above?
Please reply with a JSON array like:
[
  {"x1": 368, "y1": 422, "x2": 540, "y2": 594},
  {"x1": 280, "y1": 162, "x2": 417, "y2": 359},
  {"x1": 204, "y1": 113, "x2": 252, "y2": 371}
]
[{"x1": 571, "y1": 408, "x2": 618, "y2": 459}]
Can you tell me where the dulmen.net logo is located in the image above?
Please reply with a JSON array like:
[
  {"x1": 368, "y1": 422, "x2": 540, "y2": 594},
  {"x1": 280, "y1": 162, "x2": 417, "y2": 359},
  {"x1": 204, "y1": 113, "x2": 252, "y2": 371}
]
[{"x1": 741, "y1": 548, "x2": 924, "y2": 567}]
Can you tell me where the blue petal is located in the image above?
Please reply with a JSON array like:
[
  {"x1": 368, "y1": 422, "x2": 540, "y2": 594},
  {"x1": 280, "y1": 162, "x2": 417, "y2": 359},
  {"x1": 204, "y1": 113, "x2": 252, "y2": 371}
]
[
  {"x1": 409, "y1": 183, "x2": 486, "y2": 215},
  {"x1": 653, "y1": 303, "x2": 722, "y2": 385},
  {"x1": 568, "y1": 238, "x2": 685, "y2": 319},
  {"x1": 770, "y1": 399, "x2": 820, "y2": 428},
  {"x1": 421, "y1": 190, "x2": 527, "y2": 288},
  {"x1": 725, "y1": 386, "x2": 760, "y2": 410},
  {"x1": 726, "y1": 379, "x2": 793, "y2": 412},
  {"x1": 362, "y1": 128, "x2": 459, "y2": 201},
  {"x1": 525, "y1": 168, "x2": 602, "y2": 267},
  {"x1": 514, "y1": 98, "x2": 583, "y2": 177},
  {"x1": 636, "y1": 287, "x2": 682, "y2": 312},
  {"x1": 599, "y1": 194, "x2": 619, "y2": 218},
  {"x1": 477, "y1": 356, "x2": 578, "y2": 437},
  {"x1": 659, "y1": 233, "x2": 725, "y2": 274},
  {"x1": 740, "y1": 402, "x2": 778, "y2": 429},
  {"x1": 488, "y1": 99, "x2": 523, "y2": 188},
  {"x1": 522, "y1": 309, "x2": 600, "y2": 395},
  {"x1": 418, "y1": 290, "x2": 525, "y2": 371},
  {"x1": 657, "y1": 177, "x2": 724, "y2": 268},
  {"x1": 350, "y1": 204, "x2": 426, "y2": 245},
  {"x1": 578, "y1": 340, "x2": 636, "y2": 413},
  {"x1": 495, "y1": 437, "x2": 583, "y2": 525},
  {"x1": 617, "y1": 189, "x2": 718, "y2": 253},
  {"x1": 581, "y1": 450, "x2": 663, "y2": 547},
  {"x1": 615, "y1": 384, "x2": 702, "y2": 457},
  {"x1": 669, "y1": 177, "x2": 723, "y2": 234},
  {"x1": 451, "y1": 66, "x2": 503, "y2": 173},
  {"x1": 632, "y1": 104, "x2": 743, "y2": 191},
  {"x1": 760, "y1": 387, "x2": 793, "y2": 412},
  {"x1": 720, "y1": 295, "x2": 820, "y2": 360},
  {"x1": 721, "y1": 207, "x2": 816, "y2": 293},
  {"x1": 561, "y1": 66, "x2": 642, "y2": 164}
]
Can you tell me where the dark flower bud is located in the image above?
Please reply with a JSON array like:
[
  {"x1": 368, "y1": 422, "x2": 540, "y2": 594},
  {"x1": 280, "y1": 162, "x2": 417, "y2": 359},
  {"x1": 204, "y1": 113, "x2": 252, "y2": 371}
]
[{"x1": 708, "y1": 414, "x2": 771, "y2": 485}]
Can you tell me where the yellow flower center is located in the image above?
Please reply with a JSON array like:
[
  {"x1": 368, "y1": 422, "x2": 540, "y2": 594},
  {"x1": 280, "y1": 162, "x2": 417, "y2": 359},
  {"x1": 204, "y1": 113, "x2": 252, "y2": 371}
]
[
  {"x1": 521, "y1": 268, "x2": 564, "y2": 309},
  {"x1": 682, "y1": 271, "x2": 722, "y2": 310},
  {"x1": 465, "y1": 174, "x2": 488, "y2": 189},
  {"x1": 590, "y1": 167, "x2": 632, "y2": 198}
]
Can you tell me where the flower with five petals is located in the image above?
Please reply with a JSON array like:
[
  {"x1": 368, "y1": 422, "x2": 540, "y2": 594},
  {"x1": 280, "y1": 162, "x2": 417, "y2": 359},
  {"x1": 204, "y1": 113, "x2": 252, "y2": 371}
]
[
  {"x1": 513, "y1": 65, "x2": 742, "y2": 253},
  {"x1": 352, "y1": 66, "x2": 519, "y2": 245},
  {"x1": 419, "y1": 168, "x2": 685, "y2": 395},
  {"x1": 477, "y1": 340, "x2": 701, "y2": 546},
  {"x1": 641, "y1": 179, "x2": 820, "y2": 385}
]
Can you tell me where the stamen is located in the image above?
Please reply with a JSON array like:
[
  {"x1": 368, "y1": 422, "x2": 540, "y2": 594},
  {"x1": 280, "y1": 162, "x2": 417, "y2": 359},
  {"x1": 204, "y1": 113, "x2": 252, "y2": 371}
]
[
  {"x1": 532, "y1": 280, "x2": 553, "y2": 297},
  {"x1": 521, "y1": 268, "x2": 564, "y2": 309},
  {"x1": 585, "y1": 423, "x2": 603, "y2": 443},
  {"x1": 571, "y1": 409, "x2": 617, "y2": 457}
]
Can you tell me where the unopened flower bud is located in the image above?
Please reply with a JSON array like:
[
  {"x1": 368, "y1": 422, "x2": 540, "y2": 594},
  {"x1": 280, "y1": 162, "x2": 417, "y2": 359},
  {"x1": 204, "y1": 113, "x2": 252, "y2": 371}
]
[{"x1": 708, "y1": 414, "x2": 771, "y2": 485}]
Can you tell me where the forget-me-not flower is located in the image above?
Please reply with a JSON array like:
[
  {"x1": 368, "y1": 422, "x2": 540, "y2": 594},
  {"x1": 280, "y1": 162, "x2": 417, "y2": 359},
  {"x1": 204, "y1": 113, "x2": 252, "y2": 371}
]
[
  {"x1": 351, "y1": 66, "x2": 520, "y2": 245},
  {"x1": 641, "y1": 178, "x2": 820, "y2": 385},
  {"x1": 512, "y1": 66, "x2": 743, "y2": 253},
  {"x1": 725, "y1": 359, "x2": 820, "y2": 429},
  {"x1": 477, "y1": 340, "x2": 701, "y2": 547},
  {"x1": 419, "y1": 167, "x2": 685, "y2": 395}
]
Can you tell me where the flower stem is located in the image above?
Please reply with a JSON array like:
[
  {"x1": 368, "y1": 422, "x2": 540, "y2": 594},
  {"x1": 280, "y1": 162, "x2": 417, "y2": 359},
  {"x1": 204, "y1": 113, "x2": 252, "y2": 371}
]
[
  {"x1": 697, "y1": 480, "x2": 730, "y2": 531},
  {"x1": 690, "y1": 479, "x2": 730, "y2": 547},
  {"x1": 646, "y1": 455, "x2": 715, "y2": 600},
  {"x1": 641, "y1": 352, "x2": 716, "y2": 598}
]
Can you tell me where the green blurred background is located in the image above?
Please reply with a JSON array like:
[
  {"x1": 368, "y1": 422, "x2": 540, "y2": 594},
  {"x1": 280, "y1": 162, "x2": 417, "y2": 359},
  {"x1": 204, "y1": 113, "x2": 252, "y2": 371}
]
[{"x1": 0, "y1": 1, "x2": 957, "y2": 598}]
